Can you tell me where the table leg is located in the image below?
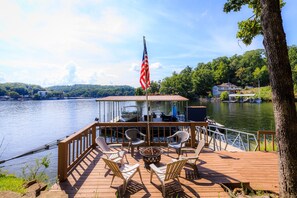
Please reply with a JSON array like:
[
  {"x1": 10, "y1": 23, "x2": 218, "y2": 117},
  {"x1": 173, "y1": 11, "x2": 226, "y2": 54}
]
[{"x1": 131, "y1": 146, "x2": 134, "y2": 157}]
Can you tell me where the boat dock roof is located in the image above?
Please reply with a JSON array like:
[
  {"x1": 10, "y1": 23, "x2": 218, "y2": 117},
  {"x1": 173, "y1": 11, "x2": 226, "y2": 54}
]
[{"x1": 96, "y1": 95, "x2": 189, "y2": 102}]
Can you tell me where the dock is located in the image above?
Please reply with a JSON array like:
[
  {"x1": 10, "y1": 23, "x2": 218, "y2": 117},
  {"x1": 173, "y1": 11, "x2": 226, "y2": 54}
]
[{"x1": 54, "y1": 147, "x2": 278, "y2": 197}]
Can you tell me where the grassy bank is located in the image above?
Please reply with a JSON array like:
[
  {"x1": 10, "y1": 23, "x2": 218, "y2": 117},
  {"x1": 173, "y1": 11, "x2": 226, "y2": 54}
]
[{"x1": 0, "y1": 173, "x2": 26, "y2": 194}]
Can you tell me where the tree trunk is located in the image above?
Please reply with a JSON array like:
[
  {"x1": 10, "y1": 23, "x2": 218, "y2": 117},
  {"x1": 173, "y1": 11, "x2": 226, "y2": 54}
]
[{"x1": 260, "y1": 0, "x2": 297, "y2": 197}]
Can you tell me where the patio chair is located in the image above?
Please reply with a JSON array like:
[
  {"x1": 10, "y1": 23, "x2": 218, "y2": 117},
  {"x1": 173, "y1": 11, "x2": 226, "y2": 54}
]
[
  {"x1": 179, "y1": 139, "x2": 205, "y2": 177},
  {"x1": 96, "y1": 137, "x2": 128, "y2": 166},
  {"x1": 167, "y1": 131, "x2": 189, "y2": 155},
  {"x1": 102, "y1": 158, "x2": 143, "y2": 195},
  {"x1": 150, "y1": 159, "x2": 188, "y2": 197},
  {"x1": 125, "y1": 128, "x2": 146, "y2": 156}
]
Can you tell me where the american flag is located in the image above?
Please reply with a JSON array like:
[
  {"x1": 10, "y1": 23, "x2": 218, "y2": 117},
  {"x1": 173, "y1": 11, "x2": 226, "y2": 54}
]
[{"x1": 140, "y1": 36, "x2": 150, "y2": 90}]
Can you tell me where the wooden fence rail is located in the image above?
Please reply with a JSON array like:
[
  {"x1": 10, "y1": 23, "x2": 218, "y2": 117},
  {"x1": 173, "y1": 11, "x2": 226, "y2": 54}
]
[
  {"x1": 57, "y1": 121, "x2": 208, "y2": 181},
  {"x1": 257, "y1": 130, "x2": 277, "y2": 151}
]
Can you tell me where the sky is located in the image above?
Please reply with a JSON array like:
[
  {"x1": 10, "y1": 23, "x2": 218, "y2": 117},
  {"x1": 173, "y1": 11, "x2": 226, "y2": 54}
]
[{"x1": 0, "y1": 0, "x2": 297, "y2": 88}]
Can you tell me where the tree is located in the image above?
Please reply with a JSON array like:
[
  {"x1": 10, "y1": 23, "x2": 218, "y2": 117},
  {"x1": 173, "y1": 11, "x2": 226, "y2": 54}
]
[
  {"x1": 9, "y1": 91, "x2": 21, "y2": 99},
  {"x1": 148, "y1": 80, "x2": 160, "y2": 94},
  {"x1": 135, "y1": 87, "x2": 144, "y2": 96},
  {"x1": 0, "y1": 87, "x2": 7, "y2": 96},
  {"x1": 224, "y1": 0, "x2": 297, "y2": 196},
  {"x1": 192, "y1": 68, "x2": 214, "y2": 96}
]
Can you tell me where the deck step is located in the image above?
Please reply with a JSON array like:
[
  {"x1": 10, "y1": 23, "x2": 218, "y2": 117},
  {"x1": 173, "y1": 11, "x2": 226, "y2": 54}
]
[{"x1": 38, "y1": 190, "x2": 68, "y2": 198}]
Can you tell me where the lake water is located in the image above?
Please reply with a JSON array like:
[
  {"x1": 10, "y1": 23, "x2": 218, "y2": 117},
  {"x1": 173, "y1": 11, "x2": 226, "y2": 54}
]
[{"x1": 0, "y1": 99, "x2": 279, "y2": 181}]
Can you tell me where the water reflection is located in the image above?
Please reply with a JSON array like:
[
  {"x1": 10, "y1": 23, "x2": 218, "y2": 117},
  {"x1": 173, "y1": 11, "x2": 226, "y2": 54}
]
[{"x1": 192, "y1": 101, "x2": 276, "y2": 133}]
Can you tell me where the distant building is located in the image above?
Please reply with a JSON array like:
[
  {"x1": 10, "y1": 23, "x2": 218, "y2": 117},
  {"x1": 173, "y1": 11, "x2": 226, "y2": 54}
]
[
  {"x1": 212, "y1": 83, "x2": 241, "y2": 97},
  {"x1": 37, "y1": 91, "x2": 48, "y2": 98}
]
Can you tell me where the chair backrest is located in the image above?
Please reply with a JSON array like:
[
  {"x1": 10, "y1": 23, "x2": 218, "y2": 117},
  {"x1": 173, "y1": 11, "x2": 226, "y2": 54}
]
[
  {"x1": 194, "y1": 139, "x2": 205, "y2": 157},
  {"x1": 174, "y1": 131, "x2": 190, "y2": 145},
  {"x1": 164, "y1": 159, "x2": 187, "y2": 181},
  {"x1": 125, "y1": 128, "x2": 140, "y2": 141},
  {"x1": 102, "y1": 158, "x2": 124, "y2": 179},
  {"x1": 96, "y1": 137, "x2": 110, "y2": 152}
]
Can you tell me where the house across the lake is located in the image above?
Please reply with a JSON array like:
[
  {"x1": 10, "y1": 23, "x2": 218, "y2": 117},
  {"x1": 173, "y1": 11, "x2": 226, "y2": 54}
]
[{"x1": 212, "y1": 82, "x2": 241, "y2": 97}]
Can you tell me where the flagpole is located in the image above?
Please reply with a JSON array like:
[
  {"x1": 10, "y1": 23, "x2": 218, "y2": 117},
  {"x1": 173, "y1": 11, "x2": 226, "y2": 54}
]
[{"x1": 143, "y1": 36, "x2": 150, "y2": 146}]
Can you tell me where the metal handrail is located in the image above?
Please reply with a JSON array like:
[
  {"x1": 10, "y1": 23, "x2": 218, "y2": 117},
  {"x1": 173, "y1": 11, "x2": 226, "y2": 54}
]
[
  {"x1": 196, "y1": 126, "x2": 227, "y2": 151},
  {"x1": 208, "y1": 125, "x2": 259, "y2": 151}
]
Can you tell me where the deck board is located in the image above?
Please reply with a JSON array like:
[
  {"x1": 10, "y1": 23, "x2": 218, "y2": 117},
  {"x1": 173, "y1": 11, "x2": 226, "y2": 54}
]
[{"x1": 56, "y1": 147, "x2": 279, "y2": 197}]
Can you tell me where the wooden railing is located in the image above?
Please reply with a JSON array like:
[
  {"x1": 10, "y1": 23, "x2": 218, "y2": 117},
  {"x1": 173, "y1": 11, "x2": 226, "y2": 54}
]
[
  {"x1": 257, "y1": 130, "x2": 277, "y2": 151},
  {"x1": 58, "y1": 122, "x2": 97, "y2": 181},
  {"x1": 58, "y1": 121, "x2": 208, "y2": 181}
]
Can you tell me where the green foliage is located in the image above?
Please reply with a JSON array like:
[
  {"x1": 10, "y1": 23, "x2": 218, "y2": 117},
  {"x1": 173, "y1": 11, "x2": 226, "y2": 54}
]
[
  {"x1": 256, "y1": 86, "x2": 272, "y2": 101},
  {"x1": 159, "y1": 48, "x2": 277, "y2": 98},
  {"x1": 148, "y1": 80, "x2": 161, "y2": 94},
  {"x1": 224, "y1": 0, "x2": 285, "y2": 45},
  {"x1": 220, "y1": 91, "x2": 229, "y2": 101},
  {"x1": 134, "y1": 87, "x2": 145, "y2": 95},
  {"x1": 192, "y1": 68, "x2": 214, "y2": 96},
  {"x1": 48, "y1": 84, "x2": 135, "y2": 98},
  {"x1": 0, "y1": 174, "x2": 26, "y2": 194},
  {"x1": 9, "y1": 91, "x2": 21, "y2": 99},
  {"x1": 0, "y1": 87, "x2": 7, "y2": 96},
  {"x1": 21, "y1": 155, "x2": 50, "y2": 183},
  {"x1": 0, "y1": 82, "x2": 44, "y2": 97},
  {"x1": 259, "y1": 140, "x2": 278, "y2": 152}
]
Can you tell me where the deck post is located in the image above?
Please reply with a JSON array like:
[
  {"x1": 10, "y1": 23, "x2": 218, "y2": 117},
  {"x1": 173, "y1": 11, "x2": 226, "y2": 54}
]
[
  {"x1": 190, "y1": 123, "x2": 196, "y2": 147},
  {"x1": 257, "y1": 131, "x2": 260, "y2": 151},
  {"x1": 58, "y1": 141, "x2": 68, "y2": 182},
  {"x1": 92, "y1": 124, "x2": 97, "y2": 149}
]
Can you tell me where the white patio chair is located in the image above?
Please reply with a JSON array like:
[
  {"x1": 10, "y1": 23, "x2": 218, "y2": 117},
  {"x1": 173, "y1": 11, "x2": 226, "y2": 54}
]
[{"x1": 167, "y1": 131, "x2": 189, "y2": 155}]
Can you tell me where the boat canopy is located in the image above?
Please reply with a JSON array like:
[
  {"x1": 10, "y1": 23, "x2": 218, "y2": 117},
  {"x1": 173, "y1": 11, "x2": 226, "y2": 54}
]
[
  {"x1": 96, "y1": 95, "x2": 189, "y2": 102},
  {"x1": 96, "y1": 95, "x2": 188, "y2": 122}
]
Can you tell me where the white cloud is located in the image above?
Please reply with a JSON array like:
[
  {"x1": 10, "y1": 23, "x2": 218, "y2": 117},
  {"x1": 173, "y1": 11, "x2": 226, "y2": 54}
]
[
  {"x1": 61, "y1": 62, "x2": 82, "y2": 85},
  {"x1": 150, "y1": 62, "x2": 162, "y2": 69},
  {"x1": 0, "y1": 73, "x2": 5, "y2": 83},
  {"x1": 129, "y1": 63, "x2": 140, "y2": 72}
]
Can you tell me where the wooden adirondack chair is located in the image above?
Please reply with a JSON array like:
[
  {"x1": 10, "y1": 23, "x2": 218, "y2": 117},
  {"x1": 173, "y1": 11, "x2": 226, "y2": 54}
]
[
  {"x1": 96, "y1": 137, "x2": 127, "y2": 166},
  {"x1": 102, "y1": 158, "x2": 143, "y2": 194},
  {"x1": 150, "y1": 159, "x2": 188, "y2": 197},
  {"x1": 179, "y1": 139, "x2": 205, "y2": 177}
]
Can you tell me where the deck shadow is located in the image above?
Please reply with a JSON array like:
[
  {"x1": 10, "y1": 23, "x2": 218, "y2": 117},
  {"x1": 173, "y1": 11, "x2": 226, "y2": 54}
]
[{"x1": 59, "y1": 148, "x2": 102, "y2": 197}]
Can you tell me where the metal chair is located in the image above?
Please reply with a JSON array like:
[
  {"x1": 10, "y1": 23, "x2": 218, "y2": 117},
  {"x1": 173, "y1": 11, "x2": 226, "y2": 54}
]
[
  {"x1": 167, "y1": 131, "x2": 189, "y2": 155},
  {"x1": 102, "y1": 158, "x2": 143, "y2": 195},
  {"x1": 96, "y1": 137, "x2": 127, "y2": 166},
  {"x1": 125, "y1": 128, "x2": 146, "y2": 156},
  {"x1": 150, "y1": 159, "x2": 188, "y2": 197},
  {"x1": 179, "y1": 139, "x2": 205, "y2": 177}
]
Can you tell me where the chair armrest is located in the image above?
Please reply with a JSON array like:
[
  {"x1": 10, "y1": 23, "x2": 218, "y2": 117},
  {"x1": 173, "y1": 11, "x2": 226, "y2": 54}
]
[
  {"x1": 181, "y1": 148, "x2": 195, "y2": 152},
  {"x1": 102, "y1": 151, "x2": 119, "y2": 154},
  {"x1": 139, "y1": 132, "x2": 146, "y2": 137},
  {"x1": 125, "y1": 136, "x2": 132, "y2": 141},
  {"x1": 167, "y1": 134, "x2": 175, "y2": 139},
  {"x1": 121, "y1": 164, "x2": 140, "y2": 173},
  {"x1": 149, "y1": 164, "x2": 164, "y2": 174},
  {"x1": 109, "y1": 144, "x2": 123, "y2": 149},
  {"x1": 179, "y1": 156, "x2": 195, "y2": 160}
]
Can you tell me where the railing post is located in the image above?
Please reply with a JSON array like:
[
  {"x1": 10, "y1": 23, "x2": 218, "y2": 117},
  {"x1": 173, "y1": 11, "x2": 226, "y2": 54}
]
[
  {"x1": 58, "y1": 141, "x2": 68, "y2": 182},
  {"x1": 92, "y1": 124, "x2": 96, "y2": 149},
  {"x1": 257, "y1": 131, "x2": 260, "y2": 151},
  {"x1": 190, "y1": 123, "x2": 196, "y2": 147}
]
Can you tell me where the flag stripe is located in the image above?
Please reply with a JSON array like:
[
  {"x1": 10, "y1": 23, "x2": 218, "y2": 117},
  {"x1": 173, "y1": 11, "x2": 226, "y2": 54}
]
[{"x1": 140, "y1": 37, "x2": 150, "y2": 90}]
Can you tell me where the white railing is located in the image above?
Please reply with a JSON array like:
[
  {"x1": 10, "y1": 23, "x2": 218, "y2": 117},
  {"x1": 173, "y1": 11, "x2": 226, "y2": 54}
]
[{"x1": 196, "y1": 125, "x2": 259, "y2": 151}]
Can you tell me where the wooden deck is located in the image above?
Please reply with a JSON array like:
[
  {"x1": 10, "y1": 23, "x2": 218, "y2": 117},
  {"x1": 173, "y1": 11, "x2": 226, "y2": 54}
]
[{"x1": 55, "y1": 147, "x2": 279, "y2": 198}]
